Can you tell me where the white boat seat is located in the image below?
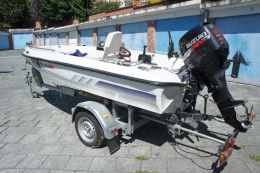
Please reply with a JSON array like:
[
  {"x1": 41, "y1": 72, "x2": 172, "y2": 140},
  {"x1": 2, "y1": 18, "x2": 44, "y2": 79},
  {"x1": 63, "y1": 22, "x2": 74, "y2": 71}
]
[{"x1": 102, "y1": 32, "x2": 122, "y2": 61}]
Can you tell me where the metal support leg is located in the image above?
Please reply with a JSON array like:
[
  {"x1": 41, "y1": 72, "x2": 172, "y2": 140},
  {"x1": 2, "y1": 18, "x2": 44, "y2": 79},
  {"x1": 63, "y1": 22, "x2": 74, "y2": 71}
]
[{"x1": 128, "y1": 106, "x2": 134, "y2": 134}]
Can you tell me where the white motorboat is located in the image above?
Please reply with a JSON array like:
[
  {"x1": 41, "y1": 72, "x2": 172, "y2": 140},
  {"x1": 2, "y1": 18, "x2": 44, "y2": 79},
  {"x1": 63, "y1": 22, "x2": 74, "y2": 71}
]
[
  {"x1": 22, "y1": 31, "x2": 186, "y2": 114},
  {"x1": 23, "y1": 22, "x2": 256, "y2": 167}
]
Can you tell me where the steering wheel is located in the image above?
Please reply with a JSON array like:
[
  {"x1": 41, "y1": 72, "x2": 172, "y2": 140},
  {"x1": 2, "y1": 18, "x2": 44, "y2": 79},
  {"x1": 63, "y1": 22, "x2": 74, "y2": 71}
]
[{"x1": 119, "y1": 47, "x2": 131, "y2": 62}]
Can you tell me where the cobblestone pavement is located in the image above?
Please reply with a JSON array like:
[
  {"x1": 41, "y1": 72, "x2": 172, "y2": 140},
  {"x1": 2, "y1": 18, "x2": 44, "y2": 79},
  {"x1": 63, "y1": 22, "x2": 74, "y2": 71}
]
[{"x1": 0, "y1": 50, "x2": 260, "y2": 173}]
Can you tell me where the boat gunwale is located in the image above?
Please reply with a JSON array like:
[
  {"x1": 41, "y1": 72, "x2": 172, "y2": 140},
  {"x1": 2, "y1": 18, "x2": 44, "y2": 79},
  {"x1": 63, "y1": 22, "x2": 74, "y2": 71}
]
[{"x1": 22, "y1": 53, "x2": 185, "y2": 87}]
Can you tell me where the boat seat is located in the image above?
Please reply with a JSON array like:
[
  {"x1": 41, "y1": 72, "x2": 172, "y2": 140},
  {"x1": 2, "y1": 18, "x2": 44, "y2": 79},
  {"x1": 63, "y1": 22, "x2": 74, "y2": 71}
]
[{"x1": 102, "y1": 32, "x2": 122, "y2": 61}]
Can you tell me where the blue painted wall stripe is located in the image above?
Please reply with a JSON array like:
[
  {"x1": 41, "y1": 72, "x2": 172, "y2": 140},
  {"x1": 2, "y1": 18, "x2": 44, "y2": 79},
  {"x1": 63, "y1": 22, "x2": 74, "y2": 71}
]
[
  {"x1": 215, "y1": 13, "x2": 260, "y2": 79},
  {"x1": 52, "y1": 33, "x2": 57, "y2": 45},
  {"x1": 155, "y1": 15, "x2": 201, "y2": 54},
  {"x1": 97, "y1": 26, "x2": 115, "y2": 46},
  {"x1": 121, "y1": 22, "x2": 148, "y2": 51},
  {"x1": 36, "y1": 34, "x2": 40, "y2": 46},
  {"x1": 80, "y1": 29, "x2": 93, "y2": 46},
  {"x1": 45, "y1": 34, "x2": 50, "y2": 45},
  {"x1": 13, "y1": 33, "x2": 33, "y2": 49},
  {"x1": 0, "y1": 35, "x2": 10, "y2": 50},
  {"x1": 40, "y1": 34, "x2": 44, "y2": 46},
  {"x1": 59, "y1": 32, "x2": 66, "y2": 45}
]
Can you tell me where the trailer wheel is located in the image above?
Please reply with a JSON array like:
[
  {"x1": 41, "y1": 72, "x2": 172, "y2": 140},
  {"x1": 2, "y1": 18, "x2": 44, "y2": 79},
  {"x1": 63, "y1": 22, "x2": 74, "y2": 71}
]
[{"x1": 75, "y1": 112, "x2": 105, "y2": 147}]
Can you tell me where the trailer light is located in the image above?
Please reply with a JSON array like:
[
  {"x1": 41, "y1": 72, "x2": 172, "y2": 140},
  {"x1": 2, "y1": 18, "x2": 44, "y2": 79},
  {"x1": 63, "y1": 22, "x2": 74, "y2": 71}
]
[
  {"x1": 111, "y1": 128, "x2": 118, "y2": 133},
  {"x1": 219, "y1": 152, "x2": 228, "y2": 161},
  {"x1": 217, "y1": 148, "x2": 233, "y2": 168},
  {"x1": 229, "y1": 138, "x2": 235, "y2": 148},
  {"x1": 251, "y1": 112, "x2": 256, "y2": 120}
]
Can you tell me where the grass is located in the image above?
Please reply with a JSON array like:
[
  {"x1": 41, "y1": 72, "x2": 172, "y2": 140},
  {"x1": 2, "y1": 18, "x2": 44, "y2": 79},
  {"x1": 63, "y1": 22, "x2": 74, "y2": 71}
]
[
  {"x1": 240, "y1": 144, "x2": 247, "y2": 149},
  {"x1": 136, "y1": 156, "x2": 149, "y2": 161},
  {"x1": 250, "y1": 155, "x2": 260, "y2": 161},
  {"x1": 135, "y1": 170, "x2": 158, "y2": 173}
]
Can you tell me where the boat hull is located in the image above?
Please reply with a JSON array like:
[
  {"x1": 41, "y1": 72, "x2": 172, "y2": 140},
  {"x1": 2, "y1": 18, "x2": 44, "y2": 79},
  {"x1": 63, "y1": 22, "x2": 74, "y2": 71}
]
[{"x1": 26, "y1": 57, "x2": 185, "y2": 114}]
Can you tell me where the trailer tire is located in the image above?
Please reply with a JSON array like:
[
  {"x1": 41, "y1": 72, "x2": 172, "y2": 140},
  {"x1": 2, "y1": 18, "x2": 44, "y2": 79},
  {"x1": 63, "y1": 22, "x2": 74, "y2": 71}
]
[{"x1": 75, "y1": 112, "x2": 105, "y2": 148}]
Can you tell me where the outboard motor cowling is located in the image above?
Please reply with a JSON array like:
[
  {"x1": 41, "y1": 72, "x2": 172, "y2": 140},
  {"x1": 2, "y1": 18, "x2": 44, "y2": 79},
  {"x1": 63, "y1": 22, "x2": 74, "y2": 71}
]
[{"x1": 179, "y1": 22, "x2": 250, "y2": 131}]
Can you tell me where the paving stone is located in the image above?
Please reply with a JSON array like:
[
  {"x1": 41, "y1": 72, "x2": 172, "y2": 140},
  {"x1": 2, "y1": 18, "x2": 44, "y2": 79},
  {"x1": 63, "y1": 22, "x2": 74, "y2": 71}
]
[
  {"x1": 49, "y1": 170, "x2": 74, "y2": 173},
  {"x1": 19, "y1": 135, "x2": 42, "y2": 144},
  {"x1": 152, "y1": 146, "x2": 176, "y2": 159},
  {"x1": 18, "y1": 143, "x2": 45, "y2": 155},
  {"x1": 0, "y1": 143, "x2": 24, "y2": 155},
  {"x1": 23, "y1": 169, "x2": 50, "y2": 173},
  {"x1": 52, "y1": 120, "x2": 71, "y2": 127},
  {"x1": 18, "y1": 120, "x2": 40, "y2": 127},
  {"x1": 141, "y1": 158, "x2": 168, "y2": 173},
  {"x1": 1, "y1": 120, "x2": 24, "y2": 127},
  {"x1": 65, "y1": 156, "x2": 93, "y2": 171},
  {"x1": 56, "y1": 135, "x2": 78, "y2": 144},
  {"x1": 82, "y1": 146, "x2": 108, "y2": 157},
  {"x1": 34, "y1": 114, "x2": 54, "y2": 121},
  {"x1": 40, "y1": 156, "x2": 70, "y2": 169},
  {"x1": 0, "y1": 143, "x2": 5, "y2": 149},
  {"x1": 0, "y1": 134, "x2": 24, "y2": 143},
  {"x1": 0, "y1": 135, "x2": 7, "y2": 141},
  {"x1": 136, "y1": 136, "x2": 161, "y2": 146},
  {"x1": 244, "y1": 135, "x2": 260, "y2": 146},
  {"x1": 89, "y1": 157, "x2": 117, "y2": 172},
  {"x1": 0, "y1": 169, "x2": 25, "y2": 173},
  {"x1": 17, "y1": 127, "x2": 41, "y2": 136},
  {"x1": 37, "y1": 135, "x2": 61, "y2": 144},
  {"x1": 36, "y1": 120, "x2": 55, "y2": 128},
  {"x1": 105, "y1": 146, "x2": 129, "y2": 157},
  {"x1": 220, "y1": 158, "x2": 252, "y2": 173},
  {"x1": 59, "y1": 144, "x2": 85, "y2": 156},
  {"x1": 128, "y1": 146, "x2": 152, "y2": 158},
  {"x1": 168, "y1": 158, "x2": 196, "y2": 173},
  {"x1": 16, "y1": 155, "x2": 48, "y2": 169},
  {"x1": 39, "y1": 144, "x2": 65, "y2": 155},
  {"x1": 35, "y1": 127, "x2": 58, "y2": 135},
  {"x1": 52, "y1": 127, "x2": 74, "y2": 136},
  {"x1": 193, "y1": 155, "x2": 220, "y2": 173},
  {"x1": 115, "y1": 158, "x2": 141, "y2": 172},
  {"x1": 19, "y1": 113, "x2": 39, "y2": 121},
  {"x1": 0, "y1": 127, "x2": 22, "y2": 135},
  {"x1": 0, "y1": 154, "x2": 25, "y2": 168}
]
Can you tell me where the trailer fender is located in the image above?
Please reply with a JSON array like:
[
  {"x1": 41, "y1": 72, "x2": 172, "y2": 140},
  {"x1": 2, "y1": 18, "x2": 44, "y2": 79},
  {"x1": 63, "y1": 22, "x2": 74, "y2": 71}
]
[{"x1": 71, "y1": 101, "x2": 118, "y2": 139}]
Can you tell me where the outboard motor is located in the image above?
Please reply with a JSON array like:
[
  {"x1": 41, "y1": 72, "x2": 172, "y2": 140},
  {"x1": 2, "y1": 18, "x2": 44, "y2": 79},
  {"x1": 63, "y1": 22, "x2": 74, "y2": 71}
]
[{"x1": 179, "y1": 22, "x2": 254, "y2": 131}]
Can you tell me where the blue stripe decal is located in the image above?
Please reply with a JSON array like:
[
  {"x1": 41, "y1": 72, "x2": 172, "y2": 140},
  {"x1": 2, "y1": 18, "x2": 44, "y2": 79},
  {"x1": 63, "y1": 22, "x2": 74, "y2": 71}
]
[
  {"x1": 71, "y1": 75, "x2": 81, "y2": 81},
  {"x1": 95, "y1": 81, "x2": 156, "y2": 104}
]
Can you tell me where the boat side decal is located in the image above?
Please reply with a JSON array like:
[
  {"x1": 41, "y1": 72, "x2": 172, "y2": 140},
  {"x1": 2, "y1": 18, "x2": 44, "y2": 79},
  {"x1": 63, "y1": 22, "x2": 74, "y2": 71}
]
[
  {"x1": 95, "y1": 81, "x2": 156, "y2": 104},
  {"x1": 43, "y1": 63, "x2": 54, "y2": 69},
  {"x1": 70, "y1": 74, "x2": 156, "y2": 104},
  {"x1": 71, "y1": 75, "x2": 82, "y2": 82}
]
